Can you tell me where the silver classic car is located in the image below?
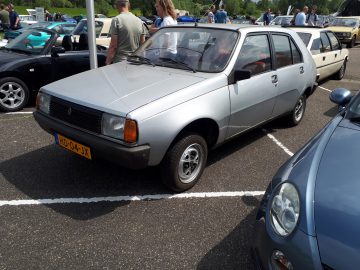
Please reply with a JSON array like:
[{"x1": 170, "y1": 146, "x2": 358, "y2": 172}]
[{"x1": 34, "y1": 24, "x2": 317, "y2": 192}]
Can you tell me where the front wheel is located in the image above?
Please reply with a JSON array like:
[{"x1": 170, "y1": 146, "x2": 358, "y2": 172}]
[
  {"x1": 285, "y1": 94, "x2": 306, "y2": 126},
  {"x1": 347, "y1": 36, "x2": 356, "y2": 48},
  {"x1": 161, "y1": 134, "x2": 208, "y2": 192},
  {"x1": 0, "y1": 77, "x2": 29, "y2": 112}
]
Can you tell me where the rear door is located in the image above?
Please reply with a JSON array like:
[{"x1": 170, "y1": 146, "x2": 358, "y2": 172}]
[
  {"x1": 270, "y1": 33, "x2": 306, "y2": 117},
  {"x1": 227, "y1": 33, "x2": 277, "y2": 137},
  {"x1": 326, "y1": 31, "x2": 344, "y2": 75}
]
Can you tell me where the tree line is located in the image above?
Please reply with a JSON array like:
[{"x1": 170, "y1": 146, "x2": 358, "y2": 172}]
[{"x1": 10, "y1": 0, "x2": 344, "y2": 17}]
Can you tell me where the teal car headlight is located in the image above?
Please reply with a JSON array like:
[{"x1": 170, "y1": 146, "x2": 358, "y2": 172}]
[
  {"x1": 101, "y1": 113, "x2": 125, "y2": 139},
  {"x1": 36, "y1": 92, "x2": 51, "y2": 114},
  {"x1": 270, "y1": 182, "x2": 300, "y2": 236}
]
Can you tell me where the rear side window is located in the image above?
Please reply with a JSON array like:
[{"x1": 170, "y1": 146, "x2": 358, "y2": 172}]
[
  {"x1": 236, "y1": 34, "x2": 271, "y2": 76},
  {"x1": 290, "y1": 39, "x2": 302, "y2": 64},
  {"x1": 327, "y1": 31, "x2": 340, "y2": 50},
  {"x1": 320, "y1": 32, "x2": 331, "y2": 52},
  {"x1": 272, "y1": 35, "x2": 293, "y2": 69},
  {"x1": 310, "y1": 38, "x2": 321, "y2": 55}
]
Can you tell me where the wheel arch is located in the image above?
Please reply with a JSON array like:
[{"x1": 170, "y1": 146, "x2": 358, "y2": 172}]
[{"x1": 0, "y1": 71, "x2": 33, "y2": 91}]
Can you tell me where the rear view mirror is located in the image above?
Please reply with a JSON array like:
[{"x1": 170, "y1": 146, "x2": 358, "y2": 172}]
[
  {"x1": 330, "y1": 88, "x2": 352, "y2": 107},
  {"x1": 228, "y1": 69, "x2": 251, "y2": 84},
  {"x1": 51, "y1": 46, "x2": 65, "y2": 57}
]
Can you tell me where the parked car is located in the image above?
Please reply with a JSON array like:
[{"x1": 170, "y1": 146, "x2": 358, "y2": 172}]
[
  {"x1": 62, "y1": 18, "x2": 112, "y2": 47},
  {"x1": 19, "y1": 15, "x2": 37, "y2": 27},
  {"x1": 177, "y1": 15, "x2": 197, "y2": 23},
  {"x1": 34, "y1": 24, "x2": 317, "y2": 192},
  {"x1": 291, "y1": 27, "x2": 349, "y2": 81},
  {"x1": 252, "y1": 87, "x2": 360, "y2": 270},
  {"x1": 0, "y1": 28, "x2": 107, "y2": 112},
  {"x1": 269, "y1": 15, "x2": 293, "y2": 26},
  {"x1": 5, "y1": 21, "x2": 76, "y2": 42},
  {"x1": 54, "y1": 13, "x2": 77, "y2": 24},
  {"x1": 327, "y1": 16, "x2": 360, "y2": 47},
  {"x1": 256, "y1": 13, "x2": 275, "y2": 25},
  {"x1": 138, "y1": 15, "x2": 152, "y2": 25}
]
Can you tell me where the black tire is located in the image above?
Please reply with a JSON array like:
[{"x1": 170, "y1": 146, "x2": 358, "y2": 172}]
[
  {"x1": 0, "y1": 77, "x2": 29, "y2": 112},
  {"x1": 348, "y1": 36, "x2": 356, "y2": 48},
  {"x1": 285, "y1": 94, "x2": 306, "y2": 126},
  {"x1": 161, "y1": 134, "x2": 208, "y2": 192},
  {"x1": 334, "y1": 60, "x2": 347, "y2": 80}
]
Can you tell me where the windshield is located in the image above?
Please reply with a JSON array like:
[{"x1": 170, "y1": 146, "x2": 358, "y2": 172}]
[
  {"x1": 270, "y1": 16, "x2": 292, "y2": 25},
  {"x1": 133, "y1": 27, "x2": 239, "y2": 72},
  {"x1": 72, "y1": 20, "x2": 104, "y2": 37},
  {"x1": 4, "y1": 29, "x2": 54, "y2": 54},
  {"x1": 330, "y1": 18, "x2": 358, "y2": 27},
  {"x1": 347, "y1": 95, "x2": 360, "y2": 121}
]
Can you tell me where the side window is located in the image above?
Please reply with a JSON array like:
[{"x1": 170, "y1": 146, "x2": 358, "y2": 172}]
[
  {"x1": 236, "y1": 34, "x2": 271, "y2": 76},
  {"x1": 272, "y1": 34, "x2": 292, "y2": 69},
  {"x1": 327, "y1": 32, "x2": 340, "y2": 50},
  {"x1": 290, "y1": 39, "x2": 302, "y2": 64},
  {"x1": 310, "y1": 38, "x2": 321, "y2": 55},
  {"x1": 320, "y1": 32, "x2": 331, "y2": 52},
  {"x1": 63, "y1": 25, "x2": 75, "y2": 35}
]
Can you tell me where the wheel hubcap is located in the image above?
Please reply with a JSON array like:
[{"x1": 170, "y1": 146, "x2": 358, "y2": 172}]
[
  {"x1": 294, "y1": 98, "x2": 304, "y2": 122},
  {"x1": 0, "y1": 82, "x2": 25, "y2": 109},
  {"x1": 178, "y1": 143, "x2": 204, "y2": 184}
]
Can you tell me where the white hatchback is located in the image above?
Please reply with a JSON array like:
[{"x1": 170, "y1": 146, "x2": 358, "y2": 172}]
[{"x1": 291, "y1": 27, "x2": 349, "y2": 81}]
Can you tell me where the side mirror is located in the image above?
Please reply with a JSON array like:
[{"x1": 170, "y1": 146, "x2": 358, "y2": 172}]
[
  {"x1": 330, "y1": 88, "x2": 352, "y2": 107},
  {"x1": 51, "y1": 46, "x2": 65, "y2": 57},
  {"x1": 228, "y1": 69, "x2": 251, "y2": 84}
]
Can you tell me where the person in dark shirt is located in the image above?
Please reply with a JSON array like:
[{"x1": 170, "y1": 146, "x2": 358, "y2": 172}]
[
  {"x1": 8, "y1": 3, "x2": 20, "y2": 30},
  {"x1": 215, "y1": 4, "x2": 227, "y2": 23},
  {"x1": 263, "y1": 8, "x2": 271, "y2": 25}
]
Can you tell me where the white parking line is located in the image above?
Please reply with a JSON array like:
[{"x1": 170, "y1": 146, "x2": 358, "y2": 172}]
[
  {"x1": 0, "y1": 191, "x2": 265, "y2": 206},
  {"x1": 318, "y1": 86, "x2": 332, "y2": 92},
  {"x1": 262, "y1": 128, "x2": 294, "y2": 157},
  {"x1": 4, "y1": 111, "x2": 34, "y2": 115}
]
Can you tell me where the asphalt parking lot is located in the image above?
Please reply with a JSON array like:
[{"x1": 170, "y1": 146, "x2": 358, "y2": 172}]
[{"x1": 1, "y1": 46, "x2": 360, "y2": 269}]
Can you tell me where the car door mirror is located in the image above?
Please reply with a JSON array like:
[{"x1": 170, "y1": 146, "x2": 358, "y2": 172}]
[
  {"x1": 51, "y1": 46, "x2": 66, "y2": 57},
  {"x1": 330, "y1": 88, "x2": 352, "y2": 107},
  {"x1": 228, "y1": 69, "x2": 251, "y2": 84}
]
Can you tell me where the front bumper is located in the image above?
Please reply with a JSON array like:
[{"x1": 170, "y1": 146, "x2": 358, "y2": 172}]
[
  {"x1": 34, "y1": 111, "x2": 150, "y2": 169},
  {"x1": 252, "y1": 217, "x2": 323, "y2": 270}
]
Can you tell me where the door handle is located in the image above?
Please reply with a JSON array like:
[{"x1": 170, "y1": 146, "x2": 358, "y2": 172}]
[
  {"x1": 271, "y1": 75, "x2": 278, "y2": 83},
  {"x1": 300, "y1": 66, "x2": 304, "y2": 74},
  {"x1": 323, "y1": 56, "x2": 326, "y2": 61}
]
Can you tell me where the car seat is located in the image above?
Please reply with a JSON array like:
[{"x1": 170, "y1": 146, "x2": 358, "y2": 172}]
[
  {"x1": 61, "y1": 35, "x2": 73, "y2": 51},
  {"x1": 77, "y1": 33, "x2": 88, "y2": 50}
]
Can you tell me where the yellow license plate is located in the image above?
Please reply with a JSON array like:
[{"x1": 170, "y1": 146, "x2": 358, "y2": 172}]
[{"x1": 55, "y1": 133, "x2": 92, "y2": 160}]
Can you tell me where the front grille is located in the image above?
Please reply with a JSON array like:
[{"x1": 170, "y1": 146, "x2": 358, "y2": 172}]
[{"x1": 50, "y1": 97, "x2": 102, "y2": 134}]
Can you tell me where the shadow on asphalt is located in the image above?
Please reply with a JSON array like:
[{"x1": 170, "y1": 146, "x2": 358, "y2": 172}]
[{"x1": 197, "y1": 196, "x2": 259, "y2": 270}]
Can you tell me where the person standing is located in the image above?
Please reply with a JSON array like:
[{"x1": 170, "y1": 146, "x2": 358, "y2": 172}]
[
  {"x1": 0, "y1": 4, "x2": 10, "y2": 30},
  {"x1": 306, "y1": 5, "x2": 319, "y2": 26},
  {"x1": 263, "y1": 8, "x2": 272, "y2": 25},
  {"x1": 207, "y1": 5, "x2": 216, "y2": 23},
  {"x1": 295, "y1": 6, "x2": 308, "y2": 26},
  {"x1": 8, "y1": 3, "x2": 20, "y2": 30},
  {"x1": 215, "y1": 4, "x2": 227, "y2": 24},
  {"x1": 106, "y1": 0, "x2": 146, "y2": 65}
]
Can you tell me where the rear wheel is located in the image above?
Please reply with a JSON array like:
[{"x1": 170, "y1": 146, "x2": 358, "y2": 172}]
[
  {"x1": 285, "y1": 94, "x2": 306, "y2": 126},
  {"x1": 334, "y1": 60, "x2": 347, "y2": 80},
  {"x1": 161, "y1": 134, "x2": 208, "y2": 192},
  {"x1": 0, "y1": 77, "x2": 29, "y2": 112}
]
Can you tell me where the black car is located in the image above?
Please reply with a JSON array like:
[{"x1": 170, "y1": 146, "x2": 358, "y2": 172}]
[{"x1": 0, "y1": 28, "x2": 107, "y2": 112}]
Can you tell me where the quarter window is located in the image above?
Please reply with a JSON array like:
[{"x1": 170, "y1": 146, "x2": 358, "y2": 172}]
[
  {"x1": 272, "y1": 35, "x2": 294, "y2": 69},
  {"x1": 290, "y1": 39, "x2": 302, "y2": 64},
  {"x1": 236, "y1": 34, "x2": 271, "y2": 76},
  {"x1": 320, "y1": 32, "x2": 331, "y2": 52},
  {"x1": 327, "y1": 32, "x2": 340, "y2": 50}
]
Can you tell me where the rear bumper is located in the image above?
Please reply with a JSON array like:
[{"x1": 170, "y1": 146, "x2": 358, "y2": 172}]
[{"x1": 34, "y1": 111, "x2": 150, "y2": 169}]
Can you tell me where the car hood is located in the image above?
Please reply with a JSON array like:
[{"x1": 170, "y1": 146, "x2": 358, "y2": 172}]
[
  {"x1": 327, "y1": 26, "x2": 355, "y2": 32},
  {"x1": 41, "y1": 62, "x2": 208, "y2": 116},
  {"x1": 315, "y1": 119, "x2": 360, "y2": 269}
]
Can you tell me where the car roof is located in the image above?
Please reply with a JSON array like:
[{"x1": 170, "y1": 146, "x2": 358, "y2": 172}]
[{"x1": 285, "y1": 26, "x2": 326, "y2": 34}]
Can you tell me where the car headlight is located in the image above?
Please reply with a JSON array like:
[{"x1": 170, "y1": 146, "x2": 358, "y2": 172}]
[
  {"x1": 36, "y1": 92, "x2": 51, "y2": 114},
  {"x1": 345, "y1": 32, "x2": 351, "y2": 38},
  {"x1": 101, "y1": 113, "x2": 138, "y2": 143},
  {"x1": 270, "y1": 183, "x2": 300, "y2": 236}
]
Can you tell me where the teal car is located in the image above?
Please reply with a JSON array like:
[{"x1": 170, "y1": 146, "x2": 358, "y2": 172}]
[{"x1": 5, "y1": 22, "x2": 76, "y2": 43}]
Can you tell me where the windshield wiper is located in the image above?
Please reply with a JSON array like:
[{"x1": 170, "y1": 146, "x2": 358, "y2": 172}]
[
  {"x1": 127, "y1": 55, "x2": 155, "y2": 66},
  {"x1": 159, "y1": 57, "x2": 196, "y2": 73}
]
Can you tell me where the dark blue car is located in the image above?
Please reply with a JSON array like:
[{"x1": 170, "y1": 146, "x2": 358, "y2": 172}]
[{"x1": 253, "y1": 88, "x2": 360, "y2": 270}]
